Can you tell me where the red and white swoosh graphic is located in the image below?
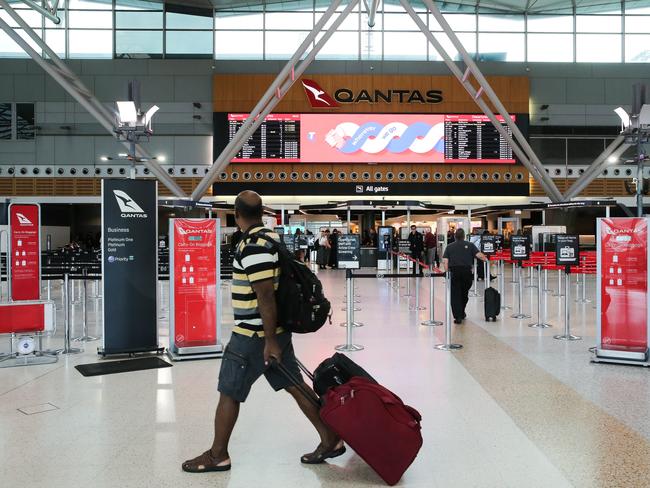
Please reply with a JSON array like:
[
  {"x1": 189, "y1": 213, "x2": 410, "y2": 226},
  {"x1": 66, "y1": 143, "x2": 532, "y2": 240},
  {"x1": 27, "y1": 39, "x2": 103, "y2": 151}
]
[{"x1": 301, "y1": 79, "x2": 339, "y2": 108}]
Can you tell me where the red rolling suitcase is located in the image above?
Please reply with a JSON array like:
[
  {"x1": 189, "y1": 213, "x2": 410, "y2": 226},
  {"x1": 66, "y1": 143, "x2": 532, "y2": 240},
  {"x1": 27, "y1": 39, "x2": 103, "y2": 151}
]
[
  {"x1": 273, "y1": 360, "x2": 422, "y2": 486},
  {"x1": 320, "y1": 377, "x2": 422, "y2": 486}
]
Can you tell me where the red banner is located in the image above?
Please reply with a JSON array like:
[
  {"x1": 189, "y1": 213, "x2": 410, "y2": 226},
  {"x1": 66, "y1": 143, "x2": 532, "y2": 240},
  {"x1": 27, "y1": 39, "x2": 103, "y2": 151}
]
[
  {"x1": 0, "y1": 302, "x2": 53, "y2": 334},
  {"x1": 9, "y1": 203, "x2": 40, "y2": 301},
  {"x1": 599, "y1": 218, "x2": 648, "y2": 352},
  {"x1": 171, "y1": 219, "x2": 218, "y2": 349}
]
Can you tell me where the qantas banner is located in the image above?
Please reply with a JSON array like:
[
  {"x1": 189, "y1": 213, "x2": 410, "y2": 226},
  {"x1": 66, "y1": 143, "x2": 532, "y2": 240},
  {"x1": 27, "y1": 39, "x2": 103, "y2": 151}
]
[
  {"x1": 101, "y1": 179, "x2": 158, "y2": 355},
  {"x1": 9, "y1": 203, "x2": 40, "y2": 301},
  {"x1": 597, "y1": 218, "x2": 649, "y2": 357},
  {"x1": 169, "y1": 218, "x2": 220, "y2": 356}
]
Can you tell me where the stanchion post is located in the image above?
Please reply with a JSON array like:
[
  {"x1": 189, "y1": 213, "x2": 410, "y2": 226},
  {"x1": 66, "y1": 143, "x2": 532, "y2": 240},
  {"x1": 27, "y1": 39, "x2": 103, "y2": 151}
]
[
  {"x1": 554, "y1": 268, "x2": 582, "y2": 341},
  {"x1": 529, "y1": 264, "x2": 552, "y2": 328},
  {"x1": 73, "y1": 268, "x2": 98, "y2": 342},
  {"x1": 411, "y1": 261, "x2": 426, "y2": 311},
  {"x1": 422, "y1": 270, "x2": 442, "y2": 326},
  {"x1": 336, "y1": 269, "x2": 363, "y2": 351},
  {"x1": 553, "y1": 269, "x2": 564, "y2": 297},
  {"x1": 469, "y1": 259, "x2": 479, "y2": 297},
  {"x1": 434, "y1": 271, "x2": 463, "y2": 351},
  {"x1": 57, "y1": 273, "x2": 82, "y2": 355},
  {"x1": 403, "y1": 256, "x2": 412, "y2": 297},
  {"x1": 511, "y1": 264, "x2": 531, "y2": 319}
]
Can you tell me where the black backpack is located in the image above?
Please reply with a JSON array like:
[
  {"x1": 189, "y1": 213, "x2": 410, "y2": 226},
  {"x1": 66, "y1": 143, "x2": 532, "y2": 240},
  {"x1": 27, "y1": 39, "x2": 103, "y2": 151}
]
[{"x1": 237, "y1": 228, "x2": 331, "y2": 334}]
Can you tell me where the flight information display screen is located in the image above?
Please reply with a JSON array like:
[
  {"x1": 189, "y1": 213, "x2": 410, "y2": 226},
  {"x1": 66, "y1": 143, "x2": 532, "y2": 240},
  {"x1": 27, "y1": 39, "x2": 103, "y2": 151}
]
[{"x1": 218, "y1": 113, "x2": 519, "y2": 164}]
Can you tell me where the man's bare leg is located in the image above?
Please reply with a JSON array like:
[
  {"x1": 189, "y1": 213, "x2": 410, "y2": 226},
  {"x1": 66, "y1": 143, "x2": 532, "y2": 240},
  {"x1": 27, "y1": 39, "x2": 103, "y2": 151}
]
[
  {"x1": 182, "y1": 394, "x2": 239, "y2": 472},
  {"x1": 286, "y1": 383, "x2": 344, "y2": 463}
]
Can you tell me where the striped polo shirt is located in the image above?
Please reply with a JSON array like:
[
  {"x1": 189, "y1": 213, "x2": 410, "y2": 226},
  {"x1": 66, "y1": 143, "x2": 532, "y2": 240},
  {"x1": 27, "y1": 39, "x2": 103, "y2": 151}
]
[{"x1": 232, "y1": 226, "x2": 281, "y2": 337}]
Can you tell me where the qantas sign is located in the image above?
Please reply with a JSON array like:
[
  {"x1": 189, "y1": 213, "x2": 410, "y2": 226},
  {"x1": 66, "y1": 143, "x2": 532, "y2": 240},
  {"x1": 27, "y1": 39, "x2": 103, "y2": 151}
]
[{"x1": 301, "y1": 78, "x2": 443, "y2": 108}]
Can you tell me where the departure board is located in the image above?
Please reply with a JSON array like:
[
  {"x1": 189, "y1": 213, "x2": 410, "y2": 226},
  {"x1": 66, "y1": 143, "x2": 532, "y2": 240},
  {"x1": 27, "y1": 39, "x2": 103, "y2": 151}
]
[
  {"x1": 229, "y1": 114, "x2": 300, "y2": 162},
  {"x1": 444, "y1": 115, "x2": 514, "y2": 163},
  {"x1": 224, "y1": 113, "x2": 518, "y2": 164}
]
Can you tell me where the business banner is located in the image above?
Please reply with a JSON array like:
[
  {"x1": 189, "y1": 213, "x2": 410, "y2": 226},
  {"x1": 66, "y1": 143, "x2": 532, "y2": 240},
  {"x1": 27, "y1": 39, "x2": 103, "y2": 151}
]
[
  {"x1": 169, "y1": 218, "x2": 221, "y2": 359},
  {"x1": 597, "y1": 218, "x2": 649, "y2": 359},
  {"x1": 9, "y1": 203, "x2": 40, "y2": 301},
  {"x1": 101, "y1": 179, "x2": 158, "y2": 355}
]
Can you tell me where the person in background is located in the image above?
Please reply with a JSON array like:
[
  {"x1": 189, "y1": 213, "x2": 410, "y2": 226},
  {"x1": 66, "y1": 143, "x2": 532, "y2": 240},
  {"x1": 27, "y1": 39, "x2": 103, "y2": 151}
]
[
  {"x1": 369, "y1": 227, "x2": 378, "y2": 247},
  {"x1": 318, "y1": 230, "x2": 331, "y2": 270},
  {"x1": 424, "y1": 230, "x2": 438, "y2": 268},
  {"x1": 443, "y1": 228, "x2": 488, "y2": 324},
  {"x1": 328, "y1": 229, "x2": 339, "y2": 269},
  {"x1": 408, "y1": 225, "x2": 424, "y2": 276},
  {"x1": 447, "y1": 226, "x2": 456, "y2": 244}
]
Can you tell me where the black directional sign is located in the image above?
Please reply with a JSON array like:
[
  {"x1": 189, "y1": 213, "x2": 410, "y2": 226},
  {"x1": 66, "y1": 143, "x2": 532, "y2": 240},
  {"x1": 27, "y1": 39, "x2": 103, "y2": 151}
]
[
  {"x1": 337, "y1": 234, "x2": 360, "y2": 269},
  {"x1": 556, "y1": 234, "x2": 580, "y2": 267},
  {"x1": 510, "y1": 235, "x2": 530, "y2": 261},
  {"x1": 480, "y1": 235, "x2": 496, "y2": 255}
]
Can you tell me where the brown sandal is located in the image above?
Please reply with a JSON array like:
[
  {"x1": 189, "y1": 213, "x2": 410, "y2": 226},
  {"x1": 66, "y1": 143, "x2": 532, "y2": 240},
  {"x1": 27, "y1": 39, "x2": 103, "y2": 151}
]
[
  {"x1": 301, "y1": 442, "x2": 346, "y2": 464},
  {"x1": 182, "y1": 450, "x2": 231, "y2": 473}
]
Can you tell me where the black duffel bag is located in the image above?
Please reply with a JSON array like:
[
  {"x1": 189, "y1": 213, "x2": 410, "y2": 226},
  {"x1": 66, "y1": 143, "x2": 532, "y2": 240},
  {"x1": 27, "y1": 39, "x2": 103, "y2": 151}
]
[{"x1": 297, "y1": 353, "x2": 377, "y2": 397}]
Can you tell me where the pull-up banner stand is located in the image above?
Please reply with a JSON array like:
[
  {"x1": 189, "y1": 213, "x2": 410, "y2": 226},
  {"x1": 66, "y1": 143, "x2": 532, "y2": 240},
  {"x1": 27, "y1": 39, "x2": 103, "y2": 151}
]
[
  {"x1": 8, "y1": 203, "x2": 40, "y2": 301},
  {"x1": 100, "y1": 179, "x2": 160, "y2": 356},
  {"x1": 168, "y1": 218, "x2": 222, "y2": 361},
  {"x1": 594, "y1": 218, "x2": 650, "y2": 366}
]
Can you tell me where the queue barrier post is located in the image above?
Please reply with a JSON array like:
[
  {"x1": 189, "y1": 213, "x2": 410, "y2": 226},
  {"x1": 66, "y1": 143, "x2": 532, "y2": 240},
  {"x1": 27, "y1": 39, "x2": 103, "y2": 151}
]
[
  {"x1": 73, "y1": 268, "x2": 99, "y2": 342},
  {"x1": 554, "y1": 267, "x2": 582, "y2": 341},
  {"x1": 552, "y1": 269, "x2": 565, "y2": 297},
  {"x1": 543, "y1": 267, "x2": 552, "y2": 293},
  {"x1": 511, "y1": 263, "x2": 531, "y2": 319},
  {"x1": 434, "y1": 271, "x2": 463, "y2": 351},
  {"x1": 469, "y1": 259, "x2": 480, "y2": 297},
  {"x1": 410, "y1": 260, "x2": 426, "y2": 311},
  {"x1": 529, "y1": 264, "x2": 552, "y2": 328},
  {"x1": 336, "y1": 268, "x2": 364, "y2": 352},
  {"x1": 575, "y1": 262, "x2": 592, "y2": 304},
  {"x1": 403, "y1": 255, "x2": 412, "y2": 297},
  {"x1": 56, "y1": 273, "x2": 82, "y2": 355},
  {"x1": 340, "y1": 272, "x2": 364, "y2": 328},
  {"x1": 422, "y1": 270, "x2": 443, "y2": 326}
]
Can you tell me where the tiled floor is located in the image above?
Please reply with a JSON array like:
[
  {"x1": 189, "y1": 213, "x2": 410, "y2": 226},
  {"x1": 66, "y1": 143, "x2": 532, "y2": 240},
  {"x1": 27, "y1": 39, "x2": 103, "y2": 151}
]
[{"x1": 1, "y1": 268, "x2": 650, "y2": 487}]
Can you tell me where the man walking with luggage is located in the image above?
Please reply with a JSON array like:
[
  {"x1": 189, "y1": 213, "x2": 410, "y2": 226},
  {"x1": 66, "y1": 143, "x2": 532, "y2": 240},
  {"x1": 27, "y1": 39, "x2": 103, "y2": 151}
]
[
  {"x1": 182, "y1": 191, "x2": 343, "y2": 474},
  {"x1": 442, "y1": 228, "x2": 488, "y2": 324}
]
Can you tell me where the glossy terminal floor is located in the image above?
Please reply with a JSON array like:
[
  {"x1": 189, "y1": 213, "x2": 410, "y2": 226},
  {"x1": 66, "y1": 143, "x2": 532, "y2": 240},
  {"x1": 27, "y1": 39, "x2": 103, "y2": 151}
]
[{"x1": 2, "y1": 267, "x2": 650, "y2": 488}]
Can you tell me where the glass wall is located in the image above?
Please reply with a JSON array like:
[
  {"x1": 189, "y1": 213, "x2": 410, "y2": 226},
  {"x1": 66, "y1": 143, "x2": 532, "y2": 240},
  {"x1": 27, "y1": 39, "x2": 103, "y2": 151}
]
[{"x1": 0, "y1": 0, "x2": 649, "y2": 62}]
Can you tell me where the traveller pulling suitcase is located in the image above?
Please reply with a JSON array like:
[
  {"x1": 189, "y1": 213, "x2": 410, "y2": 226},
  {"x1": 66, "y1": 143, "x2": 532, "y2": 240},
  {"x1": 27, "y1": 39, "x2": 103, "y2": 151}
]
[
  {"x1": 484, "y1": 286, "x2": 501, "y2": 321},
  {"x1": 272, "y1": 357, "x2": 423, "y2": 486}
]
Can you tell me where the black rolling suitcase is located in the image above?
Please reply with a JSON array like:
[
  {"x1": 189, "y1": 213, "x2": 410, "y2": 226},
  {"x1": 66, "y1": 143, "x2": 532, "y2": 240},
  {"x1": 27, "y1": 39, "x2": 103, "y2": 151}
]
[
  {"x1": 296, "y1": 352, "x2": 377, "y2": 396},
  {"x1": 484, "y1": 286, "x2": 500, "y2": 321}
]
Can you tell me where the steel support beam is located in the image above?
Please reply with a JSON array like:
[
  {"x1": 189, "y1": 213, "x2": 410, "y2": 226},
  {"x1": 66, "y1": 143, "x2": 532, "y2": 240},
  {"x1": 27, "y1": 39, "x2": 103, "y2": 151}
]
[
  {"x1": 192, "y1": 0, "x2": 358, "y2": 201},
  {"x1": 401, "y1": 0, "x2": 562, "y2": 202},
  {"x1": 0, "y1": 0, "x2": 187, "y2": 198},
  {"x1": 420, "y1": 0, "x2": 563, "y2": 202},
  {"x1": 563, "y1": 142, "x2": 631, "y2": 200},
  {"x1": 366, "y1": 0, "x2": 380, "y2": 27},
  {"x1": 563, "y1": 134, "x2": 629, "y2": 200}
]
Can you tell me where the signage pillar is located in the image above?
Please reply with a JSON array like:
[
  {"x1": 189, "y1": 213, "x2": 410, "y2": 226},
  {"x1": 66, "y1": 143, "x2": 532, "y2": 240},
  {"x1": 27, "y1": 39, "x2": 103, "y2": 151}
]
[
  {"x1": 594, "y1": 218, "x2": 650, "y2": 364},
  {"x1": 100, "y1": 179, "x2": 159, "y2": 356},
  {"x1": 9, "y1": 203, "x2": 41, "y2": 302},
  {"x1": 168, "y1": 218, "x2": 222, "y2": 360}
]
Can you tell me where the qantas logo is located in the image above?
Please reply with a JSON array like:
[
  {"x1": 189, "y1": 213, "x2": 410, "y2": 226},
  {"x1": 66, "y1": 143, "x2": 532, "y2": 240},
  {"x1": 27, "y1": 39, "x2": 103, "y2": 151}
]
[
  {"x1": 16, "y1": 213, "x2": 33, "y2": 225},
  {"x1": 113, "y1": 190, "x2": 148, "y2": 218},
  {"x1": 301, "y1": 79, "x2": 340, "y2": 108},
  {"x1": 177, "y1": 227, "x2": 212, "y2": 235}
]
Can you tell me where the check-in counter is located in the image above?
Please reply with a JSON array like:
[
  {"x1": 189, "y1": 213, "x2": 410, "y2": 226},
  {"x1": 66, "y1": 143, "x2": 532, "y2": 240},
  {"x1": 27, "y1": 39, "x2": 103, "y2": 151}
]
[{"x1": 360, "y1": 246, "x2": 377, "y2": 267}]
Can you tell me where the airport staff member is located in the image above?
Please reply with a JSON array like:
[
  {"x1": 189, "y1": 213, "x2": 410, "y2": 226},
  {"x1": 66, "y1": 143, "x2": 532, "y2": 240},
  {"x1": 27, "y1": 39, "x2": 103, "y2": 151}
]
[{"x1": 442, "y1": 228, "x2": 488, "y2": 324}]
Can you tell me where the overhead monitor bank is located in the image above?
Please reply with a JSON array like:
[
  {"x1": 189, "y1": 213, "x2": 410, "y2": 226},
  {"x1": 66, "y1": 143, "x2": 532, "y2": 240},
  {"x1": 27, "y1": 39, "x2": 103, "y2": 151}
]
[{"x1": 216, "y1": 113, "x2": 519, "y2": 164}]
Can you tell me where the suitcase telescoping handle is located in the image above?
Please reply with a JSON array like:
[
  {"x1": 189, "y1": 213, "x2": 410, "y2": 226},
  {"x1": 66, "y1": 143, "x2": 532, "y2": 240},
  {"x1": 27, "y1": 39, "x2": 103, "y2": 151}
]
[
  {"x1": 294, "y1": 357, "x2": 314, "y2": 381},
  {"x1": 268, "y1": 357, "x2": 320, "y2": 408}
]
